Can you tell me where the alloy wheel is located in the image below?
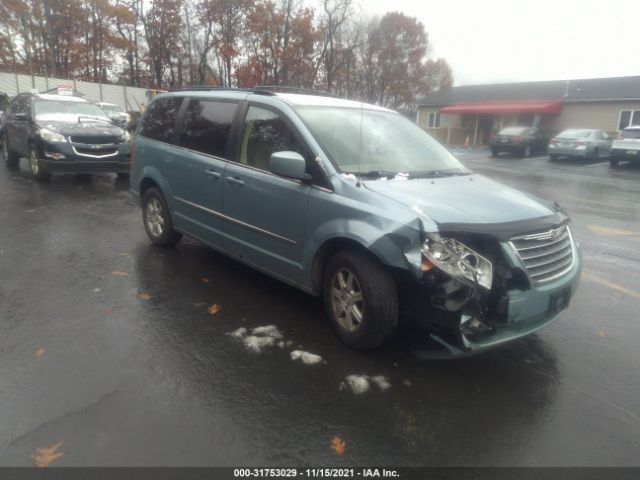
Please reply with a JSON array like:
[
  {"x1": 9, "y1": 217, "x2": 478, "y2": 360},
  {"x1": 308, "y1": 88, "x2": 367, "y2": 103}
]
[
  {"x1": 146, "y1": 197, "x2": 165, "y2": 237},
  {"x1": 30, "y1": 150, "x2": 40, "y2": 175},
  {"x1": 330, "y1": 267, "x2": 364, "y2": 333}
]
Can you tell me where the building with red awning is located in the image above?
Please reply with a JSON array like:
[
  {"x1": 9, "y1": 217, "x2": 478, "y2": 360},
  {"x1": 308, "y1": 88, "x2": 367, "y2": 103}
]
[{"x1": 416, "y1": 76, "x2": 640, "y2": 146}]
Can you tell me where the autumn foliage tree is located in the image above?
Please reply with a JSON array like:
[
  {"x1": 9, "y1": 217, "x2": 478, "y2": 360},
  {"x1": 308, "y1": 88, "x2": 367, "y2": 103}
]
[{"x1": 0, "y1": 0, "x2": 453, "y2": 112}]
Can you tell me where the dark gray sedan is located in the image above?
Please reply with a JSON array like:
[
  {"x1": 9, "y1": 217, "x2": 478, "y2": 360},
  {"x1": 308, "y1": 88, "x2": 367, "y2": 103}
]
[{"x1": 548, "y1": 129, "x2": 612, "y2": 161}]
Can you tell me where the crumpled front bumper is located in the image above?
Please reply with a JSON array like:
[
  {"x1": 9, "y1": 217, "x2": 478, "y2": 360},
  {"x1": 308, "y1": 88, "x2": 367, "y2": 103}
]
[{"x1": 427, "y1": 240, "x2": 582, "y2": 356}]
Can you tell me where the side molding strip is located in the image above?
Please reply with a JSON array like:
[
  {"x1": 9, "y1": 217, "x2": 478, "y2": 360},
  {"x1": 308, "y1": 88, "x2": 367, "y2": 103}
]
[{"x1": 174, "y1": 195, "x2": 297, "y2": 245}]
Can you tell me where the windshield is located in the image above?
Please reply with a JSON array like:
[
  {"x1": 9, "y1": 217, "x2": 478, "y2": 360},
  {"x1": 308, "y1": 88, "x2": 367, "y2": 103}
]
[
  {"x1": 34, "y1": 100, "x2": 111, "y2": 122},
  {"x1": 295, "y1": 106, "x2": 468, "y2": 176},
  {"x1": 499, "y1": 127, "x2": 528, "y2": 135},
  {"x1": 557, "y1": 129, "x2": 591, "y2": 138}
]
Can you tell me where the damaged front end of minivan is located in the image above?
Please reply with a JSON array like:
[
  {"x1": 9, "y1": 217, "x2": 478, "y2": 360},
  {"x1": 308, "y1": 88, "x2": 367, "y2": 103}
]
[{"x1": 400, "y1": 212, "x2": 581, "y2": 356}]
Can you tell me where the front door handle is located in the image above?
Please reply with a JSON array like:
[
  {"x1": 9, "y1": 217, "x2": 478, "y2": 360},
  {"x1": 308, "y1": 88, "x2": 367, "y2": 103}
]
[
  {"x1": 226, "y1": 176, "x2": 244, "y2": 186},
  {"x1": 205, "y1": 169, "x2": 221, "y2": 180}
]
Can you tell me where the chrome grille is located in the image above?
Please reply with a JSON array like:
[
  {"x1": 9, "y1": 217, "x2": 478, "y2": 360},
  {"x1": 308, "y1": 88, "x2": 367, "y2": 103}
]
[{"x1": 510, "y1": 225, "x2": 575, "y2": 284}]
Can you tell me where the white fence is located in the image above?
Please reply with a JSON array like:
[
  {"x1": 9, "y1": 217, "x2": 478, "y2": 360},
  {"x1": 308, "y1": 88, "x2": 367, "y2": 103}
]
[{"x1": 0, "y1": 71, "x2": 151, "y2": 112}]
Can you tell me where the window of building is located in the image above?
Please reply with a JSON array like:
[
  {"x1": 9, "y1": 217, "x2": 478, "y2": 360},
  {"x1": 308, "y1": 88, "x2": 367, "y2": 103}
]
[
  {"x1": 427, "y1": 111, "x2": 441, "y2": 128},
  {"x1": 618, "y1": 110, "x2": 640, "y2": 130},
  {"x1": 179, "y1": 99, "x2": 237, "y2": 158},
  {"x1": 140, "y1": 97, "x2": 183, "y2": 143}
]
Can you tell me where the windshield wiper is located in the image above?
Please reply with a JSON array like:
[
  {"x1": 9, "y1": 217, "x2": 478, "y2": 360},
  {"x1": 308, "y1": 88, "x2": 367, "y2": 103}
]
[
  {"x1": 346, "y1": 170, "x2": 398, "y2": 179},
  {"x1": 409, "y1": 170, "x2": 472, "y2": 178}
]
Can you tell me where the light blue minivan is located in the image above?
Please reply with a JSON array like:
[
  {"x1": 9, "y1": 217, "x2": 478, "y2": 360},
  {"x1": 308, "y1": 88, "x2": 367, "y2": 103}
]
[{"x1": 130, "y1": 87, "x2": 581, "y2": 354}]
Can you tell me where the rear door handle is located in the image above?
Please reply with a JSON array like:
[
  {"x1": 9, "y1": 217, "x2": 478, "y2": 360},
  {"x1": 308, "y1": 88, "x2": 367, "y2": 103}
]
[
  {"x1": 205, "y1": 170, "x2": 221, "y2": 180},
  {"x1": 226, "y1": 176, "x2": 244, "y2": 186}
]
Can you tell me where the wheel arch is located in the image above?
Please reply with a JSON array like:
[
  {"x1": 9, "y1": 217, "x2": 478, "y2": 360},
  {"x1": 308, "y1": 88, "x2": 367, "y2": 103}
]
[{"x1": 310, "y1": 236, "x2": 391, "y2": 295}]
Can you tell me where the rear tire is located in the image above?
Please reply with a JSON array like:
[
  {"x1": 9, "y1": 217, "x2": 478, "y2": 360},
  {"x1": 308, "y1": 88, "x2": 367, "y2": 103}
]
[
  {"x1": 29, "y1": 145, "x2": 51, "y2": 181},
  {"x1": 323, "y1": 250, "x2": 398, "y2": 350},
  {"x1": 2, "y1": 137, "x2": 20, "y2": 167},
  {"x1": 142, "y1": 187, "x2": 182, "y2": 246},
  {"x1": 549, "y1": 154, "x2": 559, "y2": 161}
]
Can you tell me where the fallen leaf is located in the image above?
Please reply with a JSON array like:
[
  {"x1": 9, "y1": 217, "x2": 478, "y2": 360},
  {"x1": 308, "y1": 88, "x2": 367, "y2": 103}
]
[
  {"x1": 104, "y1": 308, "x2": 113, "y2": 316},
  {"x1": 31, "y1": 441, "x2": 64, "y2": 467},
  {"x1": 331, "y1": 436, "x2": 346, "y2": 455},
  {"x1": 93, "y1": 288, "x2": 102, "y2": 293},
  {"x1": 138, "y1": 293, "x2": 152, "y2": 301},
  {"x1": 35, "y1": 348, "x2": 45, "y2": 358},
  {"x1": 116, "y1": 252, "x2": 131, "y2": 257},
  {"x1": 597, "y1": 331, "x2": 607, "y2": 337},
  {"x1": 201, "y1": 278, "x2": 210, "y2": 283},
  {"x1": 110, "y1": 271, "x2": 129, "y2": 277},
  {"x1": 208, "y1": 304, "x2": 221, "y2": 315}
]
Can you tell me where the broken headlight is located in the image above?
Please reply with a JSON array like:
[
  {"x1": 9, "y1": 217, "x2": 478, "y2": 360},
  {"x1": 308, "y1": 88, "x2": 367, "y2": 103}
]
[{"x1": 422, "y1": 236, "x2": 493, "y2": 290}]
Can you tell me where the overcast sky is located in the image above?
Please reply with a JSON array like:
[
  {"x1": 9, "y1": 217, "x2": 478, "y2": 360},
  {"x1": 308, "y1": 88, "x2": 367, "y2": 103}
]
[{"x1": 361, "y1": 0, "x2": 639, "y2": 86}]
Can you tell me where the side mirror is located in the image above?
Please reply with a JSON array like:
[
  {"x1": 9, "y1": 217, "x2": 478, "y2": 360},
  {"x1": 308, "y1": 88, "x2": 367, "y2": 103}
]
[
  {"x1": 269, "y1": 151, "x2": 306, "y2": 180},
  {"x1": 12, "y1": 112, "x2": 27, "y2": 121}
]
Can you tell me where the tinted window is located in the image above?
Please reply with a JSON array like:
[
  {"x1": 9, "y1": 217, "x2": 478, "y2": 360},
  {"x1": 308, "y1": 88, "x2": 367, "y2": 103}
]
[
  {"x1": 12, "y1": 95, "x2": 29, "y2": 115},
  {"x1": 140, "y1": 97, "x2": 183, "y2": 143},
  {"x1": 179, "y1": 99, "x2": 237, "y2": 158},
  {"x1": 238, "y1": 106, "x2": 307, "y2": 171},
  {"x1": 622, "y1": 128, "x2": 640, "y2": 139}
]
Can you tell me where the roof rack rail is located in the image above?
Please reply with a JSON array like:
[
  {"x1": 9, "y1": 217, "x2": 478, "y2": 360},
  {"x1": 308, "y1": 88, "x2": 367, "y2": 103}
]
[
  {"x1": 253, "y1": 85, "x2": 337, "y2": 97},
  {"x1": 169, "y1": 85, "x2": 274, "y2": 94}
]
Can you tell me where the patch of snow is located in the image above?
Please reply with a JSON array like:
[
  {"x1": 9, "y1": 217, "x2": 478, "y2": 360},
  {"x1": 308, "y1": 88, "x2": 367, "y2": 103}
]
[
  {"x1": 290, "y1": 350, "x2": 323, "y2": 365},
  {"x1": 251, "y1": 325, "x2": 283, "y2": 339},
  {"x1": 370, "y1": 375, "x2": 391, "y2": 391},
  {"x1": 341, "y1": 374, "x2": 391, "y2": 394},
  {"x1": 243, "y1": 335, "x2": 276, "y2": 352},
  {"x1": 344, "y1": 375, "x2": 371, "y2": 395},
  {"x1": 229, "y1": 327, "x2": 247, "y2": 338},
  {"x1": 341, "y1": 173, "x2": 357, "y2": 182}
]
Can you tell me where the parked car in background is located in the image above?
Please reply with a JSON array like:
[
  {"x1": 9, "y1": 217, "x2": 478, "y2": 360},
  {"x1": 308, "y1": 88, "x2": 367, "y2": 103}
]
[
  {"x1": 610, "y1": 126, "x2": 640, "y2": 167},
  {"x1": 130, "y1": 88, "x2": 581, "y2": 355},
  {"x1": 97, "y1": 102, "x2": 130, "y2": 128},
  {"x1": 1, "y1": 92, "x2": 131, "y2": 180},
  {"x1": 548, "y1": 129, "x2": 612, "y2": 161},
  {"x1": 490, "y1": 126, "x2": 548, "y2": 157}
]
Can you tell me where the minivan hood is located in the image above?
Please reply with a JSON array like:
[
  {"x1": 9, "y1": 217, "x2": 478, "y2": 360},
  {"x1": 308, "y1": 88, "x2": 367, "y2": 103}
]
[
  {"x1": 37, "y1": 120, "x2": 124, "y2": 137},
  {"x1": 363, "y1": 174, "x2": 555, "y2": 227}
]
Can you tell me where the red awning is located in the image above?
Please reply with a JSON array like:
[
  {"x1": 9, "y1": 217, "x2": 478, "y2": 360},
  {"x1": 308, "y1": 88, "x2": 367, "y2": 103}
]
[{"x1": 439, "y1": 100, "x2": 562, "y2": 115}]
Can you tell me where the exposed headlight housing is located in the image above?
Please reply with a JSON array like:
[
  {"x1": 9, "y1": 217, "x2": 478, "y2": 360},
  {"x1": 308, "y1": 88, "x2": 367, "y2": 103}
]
[
  {"x1": 39, "y1": 128, "x2": 67, "y2": 143},
  {"x1": 422, "y1": 236, "x2": 493, "y2": 290}
]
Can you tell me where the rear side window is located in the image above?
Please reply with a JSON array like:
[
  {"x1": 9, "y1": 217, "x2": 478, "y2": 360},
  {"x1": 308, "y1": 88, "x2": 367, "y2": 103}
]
[
  {"x1": 179, "y1": 99, "x2": 237, "y2": 158},
  {"x1": 140, "y1": 97, "x2": 183, "y2": 143}
]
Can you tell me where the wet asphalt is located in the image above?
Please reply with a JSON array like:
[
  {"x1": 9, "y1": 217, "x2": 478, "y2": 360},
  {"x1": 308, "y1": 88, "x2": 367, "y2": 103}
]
[{"x1": 0, "y1": 151, "x2": 639, "y2": 467}]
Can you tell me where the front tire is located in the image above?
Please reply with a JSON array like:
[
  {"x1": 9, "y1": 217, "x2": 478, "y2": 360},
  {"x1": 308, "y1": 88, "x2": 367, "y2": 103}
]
[
  {"x1": 2, "y1": 137, "x2": 20, "y2": 167},
  {"x1": 323, "y1": 250, "x2": 398, "y2": 350},
  {"x1": 29, "y1": 145, "x2": 51, "y2": 181},
  {"x1": 142, "y1": 187, "x2": 182, "y2": 246}
]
